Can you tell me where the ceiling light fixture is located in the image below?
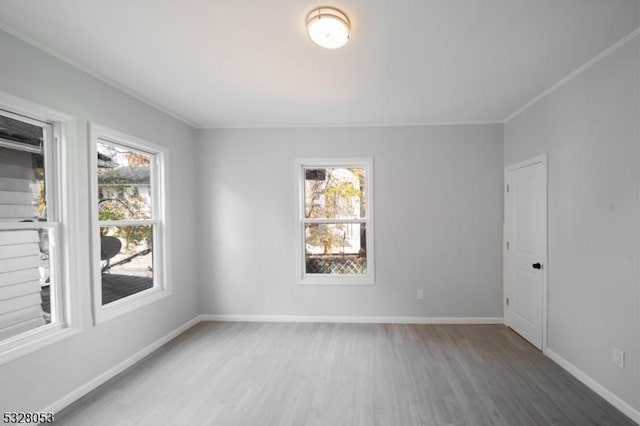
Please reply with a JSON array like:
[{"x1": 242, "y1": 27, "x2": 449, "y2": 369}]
[{"x1": 306, "y1": 7, "x2": 350, "y2": 49}]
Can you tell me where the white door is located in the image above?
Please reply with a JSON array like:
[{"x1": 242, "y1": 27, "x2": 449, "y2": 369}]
[{"x1": 504, "y1": 155, "x2": 547, "y2": 350}]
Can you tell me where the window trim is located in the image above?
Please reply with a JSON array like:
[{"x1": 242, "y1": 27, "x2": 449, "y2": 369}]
[
  {"x1": 295, "y1": 157, "x2": 375, "y2": 285},
  {"x1": 0, "y1": 91, "x2": 80, "y2": 366},
  {"x1": 89, "y1": 123, "x2": 171, "y2": 324}
]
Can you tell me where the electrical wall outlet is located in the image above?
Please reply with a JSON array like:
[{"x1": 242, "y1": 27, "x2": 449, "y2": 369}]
[
  {"x1": 417, "y1": 289, "x2": 424, "y2": 300},
  {"x1": 612, "y1": 348, "x2": 625, "y2": 369}
]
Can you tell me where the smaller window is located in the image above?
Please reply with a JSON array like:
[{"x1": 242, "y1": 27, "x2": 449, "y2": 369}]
[
  {"x1": 90, "y1": 124, "x2": 169, "y2": 323},
  {"x1": 295, "y1": 158, "x2": 374, "y2": 285}
]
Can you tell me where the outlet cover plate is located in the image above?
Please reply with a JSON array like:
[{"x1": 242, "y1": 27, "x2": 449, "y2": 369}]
[{"x1": 613, "y1": 348, "x2": 625, "y2": 368}]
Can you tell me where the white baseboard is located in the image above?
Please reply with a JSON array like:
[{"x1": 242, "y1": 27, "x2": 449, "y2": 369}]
[
  {"x1": 544, "y1": 348, "x2": 640, "y2": 424},
  {"x1": 200, "y1": 314, "x2": 503, "y2": 324},
  {"x1": 42, "y1": 316, "x2": 201, "y2": 414}
]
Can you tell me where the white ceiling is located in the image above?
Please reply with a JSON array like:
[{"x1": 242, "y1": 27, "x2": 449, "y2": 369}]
[{"x1": 0, "y1": 0, "x2": 638, "y2": 128}]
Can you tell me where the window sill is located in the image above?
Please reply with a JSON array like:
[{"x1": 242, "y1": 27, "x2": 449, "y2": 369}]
[
  {"x1": 297, "y1": 274, "x2": 375, "y2": 286},
  {"x1": 0, "y1": 324, "x2": 80, "y2": 366}
]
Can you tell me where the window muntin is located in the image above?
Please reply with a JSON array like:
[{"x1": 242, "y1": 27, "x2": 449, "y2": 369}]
[
  {"x1": 0, "y1": 109, "x2": 65, "y2": 342},
  {"x1": 297, "y1": 159, "x2": 374, "y2": 285},
  {"x1": 91, "y1": 124, "x2": 168, "y2": 322}
]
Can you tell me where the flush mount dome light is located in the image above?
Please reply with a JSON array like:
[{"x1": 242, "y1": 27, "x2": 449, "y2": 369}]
[{"x1": 306, "y1": 7, "x2": 350, "y2": 49}]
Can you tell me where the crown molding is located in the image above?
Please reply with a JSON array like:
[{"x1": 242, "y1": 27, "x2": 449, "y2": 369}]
[
  {"x1": 504, "y1": 28, "x2": 640, "y2": 123},
  {"x1": 0, "y1": 22, "x2": 197, "y2": 128},
  {"x1": 195, "y1": 120, "x2": 502, "y2": 130}
]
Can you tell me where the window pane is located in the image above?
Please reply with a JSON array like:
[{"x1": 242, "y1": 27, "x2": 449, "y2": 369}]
[
  {"x1": 97, "y1": 141, "x2": 152, "y2": 220},
  {"x1": 100, "y1": 225, "x2": 154, "y2": 305},
  {"x1": 0, "y1": 113, "x2": 44, "y2": 148},
  {"x1": 0, "y1": 113, "x2": 46, "y2": 221},
  {"x1": 0, "y1": 228, "x2": 52, "y2": 341},
  {"x1": 304, "y1": 167, "x2": 366, "y2": 219},
  {"x1": 304, "y1": 223, "x2": 367, "y2": 274}
]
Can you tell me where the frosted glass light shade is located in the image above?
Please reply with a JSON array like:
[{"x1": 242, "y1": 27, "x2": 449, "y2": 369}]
[{"x1": 306, "y1": 7, "x2": 350, "y2": 49}]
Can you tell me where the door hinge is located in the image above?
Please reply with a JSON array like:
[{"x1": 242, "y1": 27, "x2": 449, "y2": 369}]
[
  {"x1": 506, "y1": 184, "x2": 510, "y2": 193},
  {"x1": 506, "y1": 241, "x2": 510, "y2": 250},
  {"x1": 506, "y1": 297, "x2": 510, "y2": 306}
]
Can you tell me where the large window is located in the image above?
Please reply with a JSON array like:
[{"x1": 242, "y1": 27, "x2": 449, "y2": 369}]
[
  {"x1": 0, "y1": 98, "x2": 77, "y2": 364},
  {"x1": 296, "y1": 158, "x2": 374, "y2": 285},
  {"x1": 90, "y1": 124, "x2": 169, "y2": 323}
]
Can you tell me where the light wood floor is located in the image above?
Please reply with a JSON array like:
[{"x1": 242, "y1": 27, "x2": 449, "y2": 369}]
[{"x1": 57, "y1": 322, "x2": 634, "y2": 425}]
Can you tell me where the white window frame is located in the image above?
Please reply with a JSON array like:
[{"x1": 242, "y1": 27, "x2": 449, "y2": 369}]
[
  {"x1": 89, "y1": 124, "x2": 170, "y2": 324},
  {"x1": 0, "y1": 91, "x2": 80, "y2": 366},
  {"x1": 295, "y1": 158, "x2": 375, "y2": 285}
]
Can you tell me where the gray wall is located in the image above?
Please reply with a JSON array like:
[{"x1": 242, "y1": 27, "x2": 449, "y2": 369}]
[
  {"x1": 504, "y1": 37, "x2": 639, "y2": 409},
  {"x1": 0, "y1": 30, "x2": 199, "y2": 411},
  {"x1": 196, "y1": 125, "x2": 504, "y2": 318}
]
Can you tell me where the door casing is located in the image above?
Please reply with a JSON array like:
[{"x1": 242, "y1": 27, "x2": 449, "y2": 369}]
[{"x1": 504, "y1": 154, "x2": 548, "y2": 350}]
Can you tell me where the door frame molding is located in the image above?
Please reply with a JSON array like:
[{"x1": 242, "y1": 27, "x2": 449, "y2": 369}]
[{"x1": 504, "y1": 153, "x2": 548, "y2": 351}]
